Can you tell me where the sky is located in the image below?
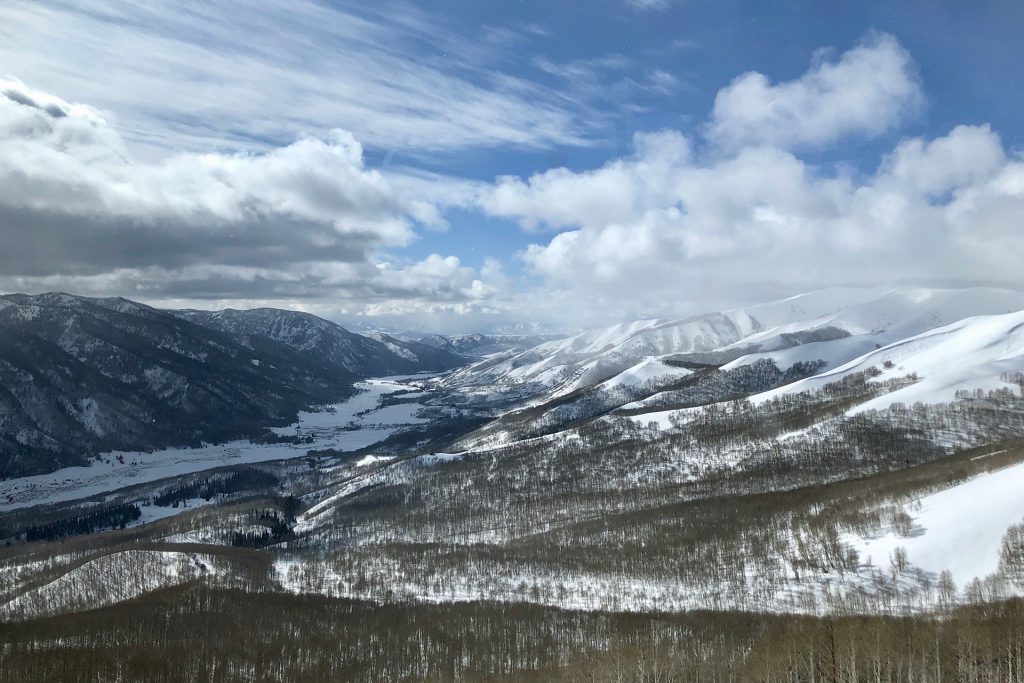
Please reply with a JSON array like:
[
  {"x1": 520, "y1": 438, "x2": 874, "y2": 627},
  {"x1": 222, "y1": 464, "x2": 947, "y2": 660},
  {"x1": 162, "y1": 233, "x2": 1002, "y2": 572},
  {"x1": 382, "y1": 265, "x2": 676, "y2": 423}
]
[{"x1": 0, "y1": 0, "x2": 1022, "y2": 334}]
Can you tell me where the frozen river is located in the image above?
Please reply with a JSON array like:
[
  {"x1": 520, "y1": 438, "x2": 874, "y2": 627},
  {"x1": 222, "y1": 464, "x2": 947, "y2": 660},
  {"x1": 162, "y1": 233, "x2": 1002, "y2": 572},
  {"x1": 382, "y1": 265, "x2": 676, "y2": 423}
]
[{"x1": 0, "y1": 376, "x2": 431, "y2": 512}]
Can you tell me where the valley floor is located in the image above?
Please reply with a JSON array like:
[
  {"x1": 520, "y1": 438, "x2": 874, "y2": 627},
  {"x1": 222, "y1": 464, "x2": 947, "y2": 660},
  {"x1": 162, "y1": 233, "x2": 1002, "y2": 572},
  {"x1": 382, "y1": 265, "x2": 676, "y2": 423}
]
[{"x1": 0, "y1": 376, "x2": 431, "y2": 513}]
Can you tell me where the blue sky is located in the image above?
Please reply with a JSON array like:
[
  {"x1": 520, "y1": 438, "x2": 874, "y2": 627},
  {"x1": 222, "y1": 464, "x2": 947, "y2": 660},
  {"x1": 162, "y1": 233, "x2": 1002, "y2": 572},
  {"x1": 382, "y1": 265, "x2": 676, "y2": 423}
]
[{"x1": 0, "y1": 1, "x2": 1022, "y2": 332}]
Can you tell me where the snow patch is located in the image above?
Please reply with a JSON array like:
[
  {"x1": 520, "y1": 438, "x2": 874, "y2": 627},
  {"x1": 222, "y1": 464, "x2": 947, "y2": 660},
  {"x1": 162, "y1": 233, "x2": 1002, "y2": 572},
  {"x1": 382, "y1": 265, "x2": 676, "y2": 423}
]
[
  {"x1": 845, "y1": 460, "x2": 1024, "y2": 586},
  {"x1": 355, "y1": 455, "x2": 394, "y2": 468}
]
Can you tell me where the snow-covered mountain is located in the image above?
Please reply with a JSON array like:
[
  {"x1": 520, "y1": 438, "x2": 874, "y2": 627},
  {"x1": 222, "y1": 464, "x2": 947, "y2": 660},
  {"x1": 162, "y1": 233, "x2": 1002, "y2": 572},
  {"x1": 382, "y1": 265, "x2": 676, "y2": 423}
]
[
  {"x1": 417, "y1": 333, "x2": 560, "y2": 358},
  {"x1": 753, "y1": 307, "x2": 1024, "y2": 413},
  {"x1": 173, "y1": 308, "x2": 464, "y2": 376},
  {"x1": 724, "y1": 286, "x2": 1024, "y2": 369},
  {"x1": 442, "y1": 311, "x2": 760, "y2": 398},
  {"x1": 447, "y1": 287, "x2": 1024, "y2": 400},
  {"x1": 443, "y1": 286, "x2": 1024, "y2": 449}
]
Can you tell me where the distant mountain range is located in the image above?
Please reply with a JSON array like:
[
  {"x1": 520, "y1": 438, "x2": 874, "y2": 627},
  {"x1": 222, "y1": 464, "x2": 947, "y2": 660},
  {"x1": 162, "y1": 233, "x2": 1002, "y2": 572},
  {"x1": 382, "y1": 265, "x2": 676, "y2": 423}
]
[
  {"x1": 447, "y1": 286, "x2": 1024, "y2": 396},
  {"x1": 417, "y1": 332, "x2": 559, "y2": 357},
  {"x1": 441, "y1": 286, "x2": 1024, "y2": 449},
  {"x1": 172, "y1": 308, "x2": 464, "y2": 376},
  {"x1": 0, "y1": 293, "x2": 466, "y2": 479},
  {"x1": 7, "y1": 287, "x2": 1024, "y2": 479}
]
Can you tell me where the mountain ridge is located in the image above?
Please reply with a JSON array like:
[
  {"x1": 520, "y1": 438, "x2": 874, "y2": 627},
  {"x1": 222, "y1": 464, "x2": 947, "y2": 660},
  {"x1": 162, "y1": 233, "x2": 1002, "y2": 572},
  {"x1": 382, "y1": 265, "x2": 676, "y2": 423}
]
[
  {"x1": 0, "y1": 292, "x2": 469, "y2": 480},
  {"x1": 171, "y1": 307, "x2": 464, "y2": 376}
]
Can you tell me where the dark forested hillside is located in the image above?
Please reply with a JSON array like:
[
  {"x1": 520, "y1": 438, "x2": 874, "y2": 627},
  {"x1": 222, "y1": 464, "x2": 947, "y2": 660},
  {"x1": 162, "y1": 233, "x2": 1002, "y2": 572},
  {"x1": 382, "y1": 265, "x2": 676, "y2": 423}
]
[
  {"x1": 3, "y1": 585, "x2": 1024, "y2": 683},
  {"x1": 0, "y1": 293, "x2": 357, "y2": 479},
  {"x1": 173, "y1": 307, "x2": 465, "y2": 376}
]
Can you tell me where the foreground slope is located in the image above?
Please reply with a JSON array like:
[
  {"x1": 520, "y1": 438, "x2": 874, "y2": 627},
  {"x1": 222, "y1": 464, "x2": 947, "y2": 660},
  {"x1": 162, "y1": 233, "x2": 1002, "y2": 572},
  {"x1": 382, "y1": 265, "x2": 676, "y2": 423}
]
[{"x1": 846, "y1": 458, "x2": 1024, "y2": 584}]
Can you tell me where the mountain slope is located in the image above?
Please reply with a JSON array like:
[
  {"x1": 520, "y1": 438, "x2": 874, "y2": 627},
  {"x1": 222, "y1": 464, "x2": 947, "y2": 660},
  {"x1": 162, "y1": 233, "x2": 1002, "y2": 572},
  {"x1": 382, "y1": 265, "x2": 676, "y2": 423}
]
[
  {"x1": 444, "y1": 287, "x2": 1024, "y2": 448},
  {"x1": 845, "y1": 459, "x2": 1024, "y2": 585},
  {"x1": 753, "y1": 308, "x2": 1024, "y2": 413},
  {"x1": 724, "y1": 286, "x2": 1024, "y2": 371},
  {"x1": 0, "y1": 293, "x2": 357, "y2": 479},
  {"x1": 418, "y1": 333, "x2": 558, "y2": 358},
  {"x1": 363, "y1": 331, "x2": 467, "y2": 372},
  {"x1": 442, "y1": 311, "x2": 759, "y2": 399},
  {"x1": 450, "y1": 287, "x2": 1024, "y2": 400},
  {"x1": 173, "y1": 308, "x2": 465, "y2": 376}
]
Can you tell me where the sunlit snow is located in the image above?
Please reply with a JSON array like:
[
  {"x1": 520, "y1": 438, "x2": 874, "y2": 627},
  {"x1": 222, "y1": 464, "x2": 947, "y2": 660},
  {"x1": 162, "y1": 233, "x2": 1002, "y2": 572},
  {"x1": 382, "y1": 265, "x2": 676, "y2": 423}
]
[{"x1": 845, "y1": 460, "x2": 1024, "y2": 586}]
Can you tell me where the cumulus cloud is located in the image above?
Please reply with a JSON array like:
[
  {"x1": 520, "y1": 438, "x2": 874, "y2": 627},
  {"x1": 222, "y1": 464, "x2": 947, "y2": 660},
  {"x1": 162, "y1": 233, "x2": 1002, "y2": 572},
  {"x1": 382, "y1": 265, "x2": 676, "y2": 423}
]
[
  {"x1": 0, "y1": 79, "x2": 407, "y2": 267},
  {"x1": 477, "y1": 35, "x2": 1024, "y2": 325},
  {"x1": 482, "y1": 130, "x2": 691, "y2": 232},
  {"x1": 372, "y1": 255, "x2": 500, "y2": 303},
  {"x1": 880, "y1": 124, "x2": 1006, "y2": 197},
  {"x1": 491, "y1": 124, "x2": 1024, "y2": 322},
  {"x1": 707, "y1": 33, "x2": 922, "y2": 150},
  {"x1": 0, "y1": 78, "x2": 495, "y2": 318}
]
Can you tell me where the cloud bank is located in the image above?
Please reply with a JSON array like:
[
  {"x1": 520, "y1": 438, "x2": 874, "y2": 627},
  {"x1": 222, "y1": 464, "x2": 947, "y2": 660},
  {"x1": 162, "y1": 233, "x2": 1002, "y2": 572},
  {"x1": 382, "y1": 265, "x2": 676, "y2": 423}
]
[
  {"x1": 0, "y1": 78, "x2": 496, "y2": 318},
  {"x1": 0, "y1": 31, "x2": 1022, "y2": 332},
  {"x1": 707, "y1": 33, "x2": 922, "y2": 151},
  {"x1": 481, "y1": 35, "x2": 1024, "y2": 325}
]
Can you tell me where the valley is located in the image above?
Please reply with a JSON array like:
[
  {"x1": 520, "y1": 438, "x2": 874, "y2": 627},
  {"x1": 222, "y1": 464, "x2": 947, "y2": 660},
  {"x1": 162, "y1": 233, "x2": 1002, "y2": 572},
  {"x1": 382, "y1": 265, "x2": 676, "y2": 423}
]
[
  {"x1": 5, "y1": 287, "x2": 1024, "y2": 681},
  {"x1": 0, "y1": 375, "x2": 435, "y2": 513},
  {"x1": 4, "y1": 10, "x2": 1023, "y2": 679}
]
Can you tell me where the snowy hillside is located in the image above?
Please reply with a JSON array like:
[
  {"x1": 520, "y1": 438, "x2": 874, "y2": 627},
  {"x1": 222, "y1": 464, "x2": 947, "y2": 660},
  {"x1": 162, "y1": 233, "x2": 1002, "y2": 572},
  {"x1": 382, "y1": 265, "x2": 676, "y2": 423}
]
[
  {"x1": 442, "y1": 311, "x2": 759, "y2": 399},
  {"x1": 845, "y1": 459, "x2": 1024, "y2": 585},
  {"x1": 447, "y1": 287, "x2": 1024, "y2": 405},
  {"x1": 753, "y1": 308, "x2": 1024, "y2": 413},
  {"x1": 596, "y1": 357, "x2": 693, "y2": 392},
  {"x1": 444, "y1": 287, "x2": 1024, "y2": 451},
  {"x1": 726, "y1": 286, "x2": 1024, "y2": 370}
]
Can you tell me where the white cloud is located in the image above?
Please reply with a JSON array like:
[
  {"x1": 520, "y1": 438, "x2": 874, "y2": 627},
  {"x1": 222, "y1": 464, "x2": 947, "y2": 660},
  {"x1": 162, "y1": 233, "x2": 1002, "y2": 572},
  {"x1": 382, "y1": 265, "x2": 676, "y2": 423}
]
[
  {"x1": 880, "y1": 124, "x2": 1006, "y2": 197},
  {"x1": 482, "y1": 130, "x2": 691, "y2": 231},
  {"x1": 483, "y1": 121, "x2": 1024, "y2": 324},
  {"x1": 531, "y1": 52, "x2": 680, "y2": 110},
  {"x1": 627, "y1": 0, "x2": 672, "y2": 11},
  {"x1": 0, "y1": 78, "x2": 411, "y2": 251},
  {"x1": 467, "y1": 34, "x2": 1024, "y2": 327},
  {"x1": 647, "y1": 70, "x2": 681, "y2": 94},
  {"x1": 707, "y1": 33, "x2": 922, "y2": 150},
  {"x1": 0, "y1": 78, "x2": 500, "y2": 320},
  {"x1": 373, "y1": 254, "x2": 497, "y2": 302}
]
